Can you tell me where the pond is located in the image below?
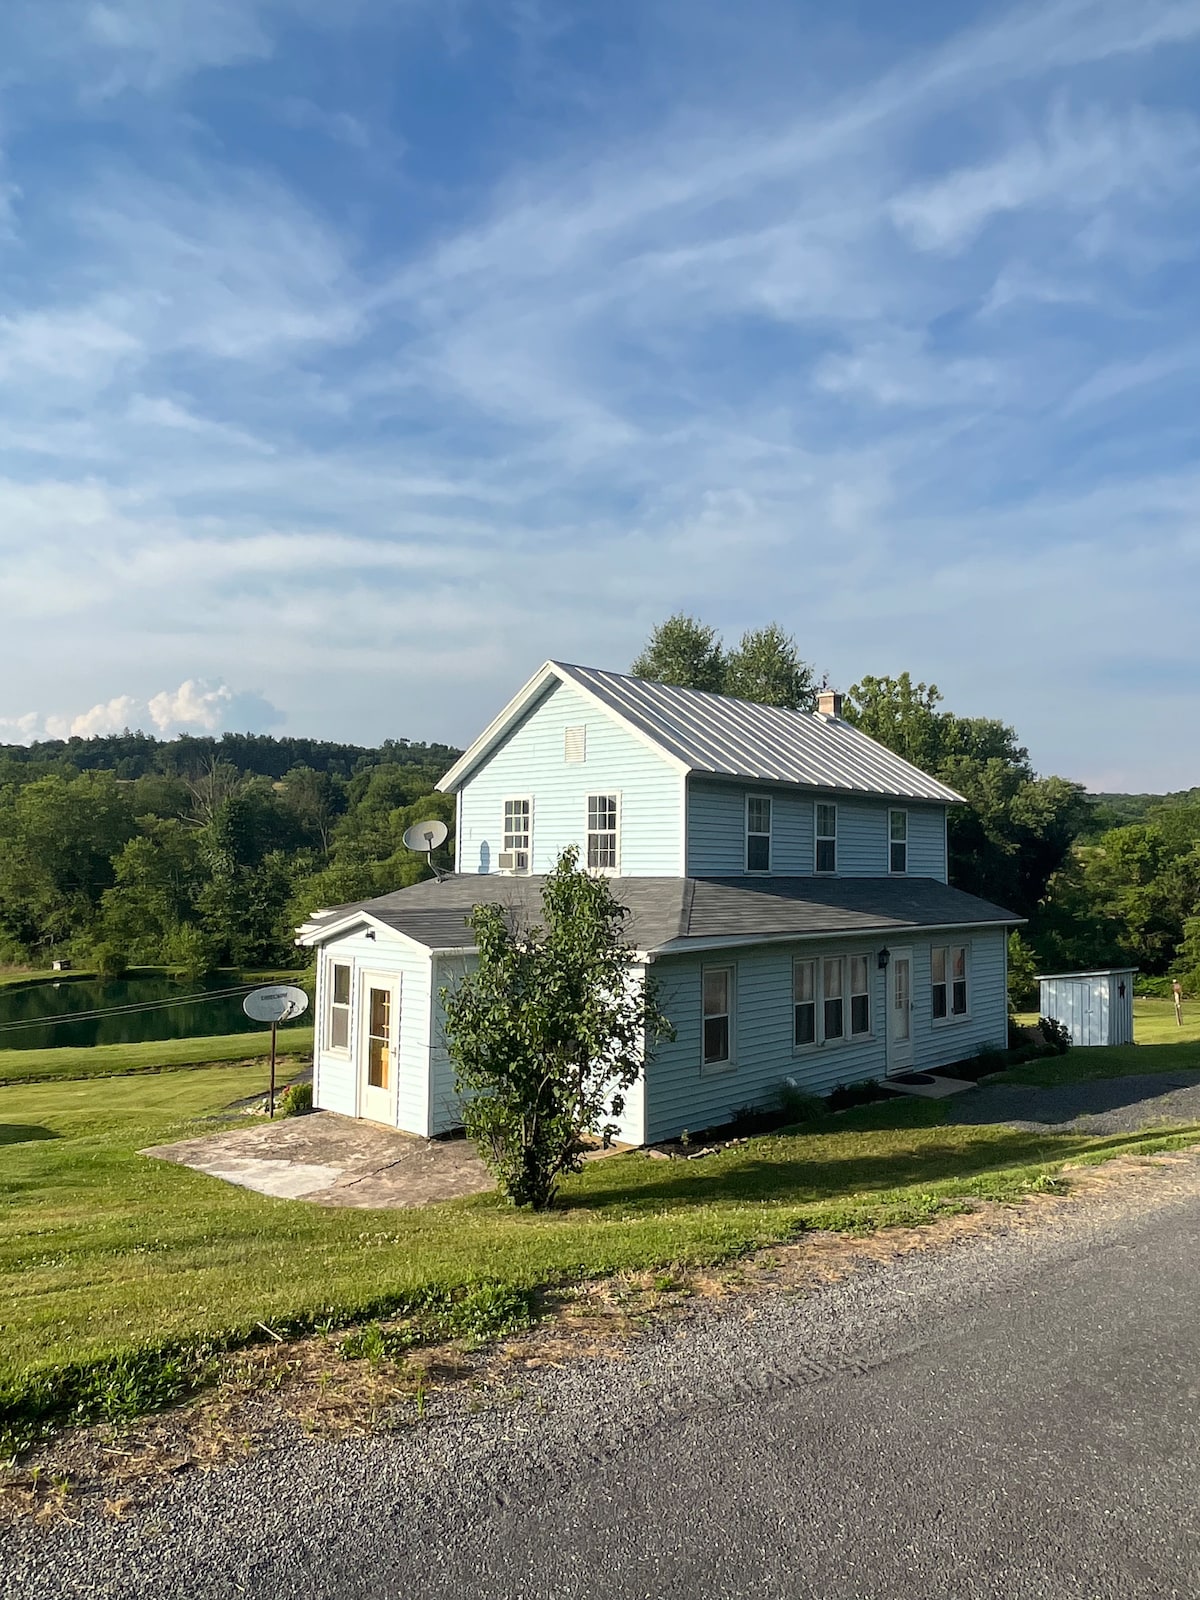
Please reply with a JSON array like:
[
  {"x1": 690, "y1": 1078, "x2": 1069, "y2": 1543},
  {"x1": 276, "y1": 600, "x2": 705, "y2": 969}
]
[{"x1": 0, "y1": 973, "x2": 303, "y2": 1052}]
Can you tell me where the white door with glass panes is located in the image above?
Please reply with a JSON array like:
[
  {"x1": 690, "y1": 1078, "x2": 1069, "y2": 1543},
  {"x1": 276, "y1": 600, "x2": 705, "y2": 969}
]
[
  {"x1": 886, "y1": 947, "x2": 914, "y2": 1075},
  {"x1": 359, "y1": 974, "x2": 398, "y2": 1124}
]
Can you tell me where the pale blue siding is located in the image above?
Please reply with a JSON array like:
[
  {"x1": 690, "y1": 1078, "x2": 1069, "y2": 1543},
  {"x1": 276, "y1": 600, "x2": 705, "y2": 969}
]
[
  {"x1": 313, "y1": 930, "x2": 435, "y2": 1135},
  {"x1": 686, "y1": 780, "x2": 947, "y2": 881},
  {"x1": 457, "y1": 680, "x2": 683, "y2": 876},
  {"x1": 641, "y1": 926, "x2": 1007, "y2": 1143}
]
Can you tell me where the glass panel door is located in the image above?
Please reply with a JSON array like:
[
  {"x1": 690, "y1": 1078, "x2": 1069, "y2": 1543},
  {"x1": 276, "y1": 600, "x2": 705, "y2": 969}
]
[{"x1": 367, "y1": 987, "x2": 390, "y2": 1089}]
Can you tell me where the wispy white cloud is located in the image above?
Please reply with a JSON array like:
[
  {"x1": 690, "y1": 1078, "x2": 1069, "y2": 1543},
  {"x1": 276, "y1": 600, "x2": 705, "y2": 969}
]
[
  {"x1": 0, "y1": 0, "x2": 1199, "y2": 785},
  {"x1": 891, "y1": 100, "x2": 1200, "y2": 253}
]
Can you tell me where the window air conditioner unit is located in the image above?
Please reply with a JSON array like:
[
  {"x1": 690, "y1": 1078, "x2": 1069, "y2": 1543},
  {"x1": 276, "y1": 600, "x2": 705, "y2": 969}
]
[{"x1": 497, "y1": 850, "x2": 529, "y2": 872}]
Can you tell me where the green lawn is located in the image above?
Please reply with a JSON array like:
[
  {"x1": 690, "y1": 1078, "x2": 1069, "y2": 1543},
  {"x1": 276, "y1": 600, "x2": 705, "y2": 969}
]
[
  {"x1": 4, "y1": 1055, "x2": 1199, "y2": 1444},
  {"x1": 1004, "y1": 999, "x2": 1200, "y2": 1086},
  {"x1": 0, "y1": 1027, "x2": 315, "y2": 1086}
]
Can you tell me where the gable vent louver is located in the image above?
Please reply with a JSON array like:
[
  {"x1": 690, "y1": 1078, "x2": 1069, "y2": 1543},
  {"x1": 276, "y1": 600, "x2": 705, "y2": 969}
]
[{"x1": 564, "y1": 725, "x2": 587, "y2": 763}]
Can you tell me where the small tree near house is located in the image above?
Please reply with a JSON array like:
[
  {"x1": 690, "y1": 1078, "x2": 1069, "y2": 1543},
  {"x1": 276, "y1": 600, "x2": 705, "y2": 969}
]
[{"x1": 440, "y1": 848, "x2": 674, "y2": 1211}]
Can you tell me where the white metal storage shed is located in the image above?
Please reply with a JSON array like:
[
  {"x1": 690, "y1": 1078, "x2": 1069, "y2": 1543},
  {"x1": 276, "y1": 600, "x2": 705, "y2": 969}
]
[{"x1": 1037, "y1": 969, "x2": 1137, "y2": 1048}]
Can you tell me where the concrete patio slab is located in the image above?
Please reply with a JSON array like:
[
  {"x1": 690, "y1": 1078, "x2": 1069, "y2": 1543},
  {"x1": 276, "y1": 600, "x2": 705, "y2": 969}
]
[
  {"x1": 142, "y1": 1112, "x2": 495, "y2": 1208},
  {"x1": 883, "y1": 1073, "x2": 977, "y2": 1100}
]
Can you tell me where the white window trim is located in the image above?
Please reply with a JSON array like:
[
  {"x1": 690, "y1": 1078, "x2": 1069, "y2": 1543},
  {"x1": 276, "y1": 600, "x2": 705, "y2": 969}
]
[
  {"x1": 931, "y1": 942, "x2": 972, "y2": 1026},
  {"x1": 889, "y1": 808, "x2": 909, "y2": 876},
  {"x1": 500, "y1": 794, "x2": 533, "y2": 873},
  {"x1": 701, "y1": 962, "x2": 736, "y2": 1074},
  {"x1": 745, "y1": 792, "x2": 772, "y2": 874},
  {"x1": 815, "y1": 801, "x2": 838, "y2": 875},
  {"x1": 793, "y1": 951, "x2": 874, "y2": 1052},
  {"x1": 584, "y1": 790, "x2": 621, "y2": 876},
  {"x1": 327, "y1": 957, "x2": 352, "y2": 1054}
]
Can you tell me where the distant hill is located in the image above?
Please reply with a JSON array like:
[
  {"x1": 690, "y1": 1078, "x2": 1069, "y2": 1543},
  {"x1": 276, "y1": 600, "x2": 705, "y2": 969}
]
[{"x1": 0, "y1": 730, "x2": 462, "y2": 783}]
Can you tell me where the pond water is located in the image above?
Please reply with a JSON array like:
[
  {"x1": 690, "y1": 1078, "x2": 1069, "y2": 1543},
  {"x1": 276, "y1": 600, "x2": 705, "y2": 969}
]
[{"x1": 0, "y1": 974, "x2": 298, "y2": 1052}]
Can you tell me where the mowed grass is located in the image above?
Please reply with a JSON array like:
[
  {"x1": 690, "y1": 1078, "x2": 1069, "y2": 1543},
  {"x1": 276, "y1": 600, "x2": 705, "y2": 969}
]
[
  {"x1": 0, "y1": 1027, "x2": 315, "y2": 1086},
  {"x1": 1004, "y1": 999, "x2": 1200, "y2": 1086},
  {"x1": 4, "y1": 1057, "x2": 1200, "y2": 1442}
]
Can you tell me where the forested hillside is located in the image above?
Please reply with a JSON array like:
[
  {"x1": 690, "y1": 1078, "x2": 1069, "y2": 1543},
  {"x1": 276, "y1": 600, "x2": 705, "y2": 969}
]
[
  {"x1": 0, "y1": 732, "x2": 460, "y2": 975},
  {"x1": 1, "y1": 648, "x2": 1198, "y2": 998}
]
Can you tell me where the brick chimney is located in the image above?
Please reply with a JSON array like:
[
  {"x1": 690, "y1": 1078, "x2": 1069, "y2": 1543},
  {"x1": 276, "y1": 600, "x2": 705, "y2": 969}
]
[{"x1": 817, "y1": 690, "x2": 844, "y2": 719}]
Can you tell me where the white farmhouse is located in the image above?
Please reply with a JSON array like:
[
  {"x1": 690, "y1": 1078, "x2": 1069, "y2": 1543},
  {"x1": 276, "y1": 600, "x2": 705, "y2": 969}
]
[{"x1": 296, "y1": 662, "x2": 1019, "y2": 1145}]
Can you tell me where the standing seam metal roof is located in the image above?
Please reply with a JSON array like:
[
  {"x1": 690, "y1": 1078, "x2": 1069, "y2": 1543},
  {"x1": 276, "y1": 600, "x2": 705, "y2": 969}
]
[
  {"x1": 554, "y1": 662, "x2": 964, "y2": 801},
  {"x1": 441, "y1": 661, "x2": 963, "y2": 803}
]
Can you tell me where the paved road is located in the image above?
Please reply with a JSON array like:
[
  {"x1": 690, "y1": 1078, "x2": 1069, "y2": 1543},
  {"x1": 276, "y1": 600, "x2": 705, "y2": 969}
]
[{"x1": 9, "y1": 1160, "x2": 1200, "y2": 1600}]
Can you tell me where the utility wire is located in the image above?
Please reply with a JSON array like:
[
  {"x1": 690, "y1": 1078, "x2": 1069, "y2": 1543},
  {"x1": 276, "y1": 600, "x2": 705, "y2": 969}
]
[{"x1": 0, "y1": 983, "x2": 278, "y2": 1035}]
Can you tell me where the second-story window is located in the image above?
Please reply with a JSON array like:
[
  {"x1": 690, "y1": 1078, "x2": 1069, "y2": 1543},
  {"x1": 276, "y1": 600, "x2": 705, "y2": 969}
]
[
  {"x1": 501, "y1": 798, "x2": 531, "y2": 872},
  {"x1": 889, "y1": 809, "x2": 908, "y2": 874},
  {"x1": 587, "y1": 793, "x2": 619, "y2": 872},
  {"x1": 746, "y1": 795, "x2": 772, "y2": 872},
  {"x1": 816, "y1": 802, "x2": 837, "y2": 873}
]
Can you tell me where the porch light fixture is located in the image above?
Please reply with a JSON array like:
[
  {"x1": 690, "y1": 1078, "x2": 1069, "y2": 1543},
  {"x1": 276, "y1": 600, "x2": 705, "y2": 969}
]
[
  {"x1": 877, "y1": 947, "x2": 890, "y2": 970},
  {"x1": 364, "y1": 929, "x2": 376, "y2": 941}
]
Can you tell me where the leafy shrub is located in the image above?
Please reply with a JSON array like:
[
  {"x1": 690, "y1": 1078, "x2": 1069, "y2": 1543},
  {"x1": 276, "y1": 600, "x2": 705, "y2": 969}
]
[
  {"x1": 278, "y1": 1081, "x2": 313, "y2": 1117},
  {"x1": 92, "y1": 943, "x2": 129, "y2": 980},
  {"x1": 827, "y1": 1078, "x2": 887, "y2": 1113},
  {"x1": 1038, "y1": 1016, "x2": 1072, "y2": 1055},
  {"x1": 1008, "y1": 1016, "x2": 1034, "y2": 1049},
  {"x1": 778, "y1": 1080, "x2": 826, "y2": 1123}
]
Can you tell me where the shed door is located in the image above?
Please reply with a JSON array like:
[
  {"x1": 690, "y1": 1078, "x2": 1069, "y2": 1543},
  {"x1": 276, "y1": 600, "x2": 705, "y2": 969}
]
[
  {"x1": 359, "y1": 975, "x2": 399, "y2": 1125},
  {"x1": 886, "y1": 948, "x2": 914, "y2": 1075}
]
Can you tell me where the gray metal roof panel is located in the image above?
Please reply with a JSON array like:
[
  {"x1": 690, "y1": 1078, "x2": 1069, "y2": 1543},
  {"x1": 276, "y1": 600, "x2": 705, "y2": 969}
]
[{"x1": 550, "y1": 662, "x2": 963, "y2": 803}]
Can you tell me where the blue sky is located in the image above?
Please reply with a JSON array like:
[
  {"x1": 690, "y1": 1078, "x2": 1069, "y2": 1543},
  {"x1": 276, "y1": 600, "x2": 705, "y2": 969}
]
[{"x1": 1, "y1": 0, "x2": 1198, "y2": 790}]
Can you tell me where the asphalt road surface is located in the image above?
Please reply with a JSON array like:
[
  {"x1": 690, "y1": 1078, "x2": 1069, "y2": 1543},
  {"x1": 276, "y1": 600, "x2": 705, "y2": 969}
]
[{"x1": 9, "y1": 1159, "x2": 1200, "y2": 1600}]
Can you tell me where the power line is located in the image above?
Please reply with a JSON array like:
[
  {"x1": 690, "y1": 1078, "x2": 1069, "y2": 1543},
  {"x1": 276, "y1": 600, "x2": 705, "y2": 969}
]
[{"x1": 0, "y1": 983, "x2": 273, "y2": 1035}]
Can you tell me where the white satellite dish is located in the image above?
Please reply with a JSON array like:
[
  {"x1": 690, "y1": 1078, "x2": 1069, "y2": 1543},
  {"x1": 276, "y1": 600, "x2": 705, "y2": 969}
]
[
  {"x1": 242, "y1": 984, "x2": 310, "y2": 1024},
  {"x1": 402, "y1": 818, "x2": 449, "y2": 853},
  {"x1": 402, "y1": 817, "x2": 450, "y2": 880},
  {"x1": 242, "y1": 985, "x2": 310, "y2": 1118}
]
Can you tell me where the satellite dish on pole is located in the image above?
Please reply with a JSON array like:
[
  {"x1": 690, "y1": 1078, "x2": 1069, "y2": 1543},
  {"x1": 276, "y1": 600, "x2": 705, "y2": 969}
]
[
  {"x1": 402, "y1": 817, "x2": 450, "y2": 880},
  {"x1": 242, "y1": 985, "x2": 310, "y2": 1118},
  {"x1": 242, "y1": 985, "x2": 310, "y2": 1024}
]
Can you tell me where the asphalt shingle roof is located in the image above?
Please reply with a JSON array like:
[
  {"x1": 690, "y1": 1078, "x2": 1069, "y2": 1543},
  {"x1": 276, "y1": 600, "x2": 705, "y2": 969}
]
[{"x1": 298, "y1": 874, "x2": 1019, "y2": 954}]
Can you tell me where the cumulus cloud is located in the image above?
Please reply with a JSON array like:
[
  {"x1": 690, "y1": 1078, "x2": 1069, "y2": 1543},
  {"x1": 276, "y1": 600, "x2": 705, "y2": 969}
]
[{"x1": 1, "y1": 681, "x2": 284, "y2": 744}]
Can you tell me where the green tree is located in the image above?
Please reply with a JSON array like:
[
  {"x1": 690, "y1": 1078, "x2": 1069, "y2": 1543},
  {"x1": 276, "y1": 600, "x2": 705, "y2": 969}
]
[
  {"x1": 98, "y1": 818, "x2": 205, "y2": 962},
  {"x1": 632, "y1": 614, "x2": 726, "y2": 693},
  {"x1": 724, "y1": 625, "x2": 816, "y2": 710},
  {"x1": 441, "y1": 848, "x2": 674, "y2": 1210},
  {"x1": 1007, "y1": 931, "x2": 1039, "y2": 1010},
  {"x1": 0, "y1": 772, "x2": 136, "y2": 959},
  {"x1": 844, "y1": 674, "x2": 945, "y2": 771}
]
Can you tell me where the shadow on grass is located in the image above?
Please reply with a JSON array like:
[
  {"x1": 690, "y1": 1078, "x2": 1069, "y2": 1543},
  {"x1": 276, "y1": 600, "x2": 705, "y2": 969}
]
[
  {"x1": 557, "y1": 1102, "x2": 1130, "y2": 1214},
  {"x1": 999, "y1": 1035, "x2": 1200, "y2": 1088},
  {"x1": 0, "y1": 1123, "x2": 59, "y2": 1146}
]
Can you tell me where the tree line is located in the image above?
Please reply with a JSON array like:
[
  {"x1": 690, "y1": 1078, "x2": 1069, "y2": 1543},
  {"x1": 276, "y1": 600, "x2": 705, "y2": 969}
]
[
  {"x1": 633, "y1": 615, "x2": 1200, "y2": 997},
  {"x1": 1, "y1": 619, "x2": 1197, "y2": 995},
  {"x1": 0, "y1": 733, "x2": 458, "y2": 976}
]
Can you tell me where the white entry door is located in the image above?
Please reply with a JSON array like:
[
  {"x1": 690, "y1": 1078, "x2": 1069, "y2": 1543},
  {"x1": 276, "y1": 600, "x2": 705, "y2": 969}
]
[
  {"x1": 886, "y1": 948, "x2": 914, "y2": 1075},
  {"x1": 359, "y1": 974, "x2": 399, "y2": 1124}
]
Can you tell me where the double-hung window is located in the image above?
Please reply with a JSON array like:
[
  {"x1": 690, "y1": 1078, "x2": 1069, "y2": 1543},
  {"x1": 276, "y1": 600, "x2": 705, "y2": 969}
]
[
  {"x1": 501, "y1": 798, "x2": 531, "y2": 871},
  {"x1": 815, "y1": 803, "x2": 837, "y2": 874},
  {"x1": 931, "y1": 944, "x2": 969, "y2": 1021},
  {"x1": 328, "y1": 961, "x2": 351, "y2": 1050},
  {"x1": 849, "y1": 954, "x2": 871, "y2": 1035},
  {"x1": 889, "y1": 809, "x2": 908, "y2": 875},
  {"x1": 587, "y1": 794, "x2": 619, "y2": 872},
  {"x1": 746, "y1": 795, "x2": 772, "y2": 872},
  {"x1": 793, "y1": 959, "x2": 817, "y2": 1046},
  {"x1": 702, "y1": 966, "x2": 733, "y2": 1067},
  {"x1": 793, "y1": 953, "x2": 872, "y2": 1048},
  {"x1": 823, "y1": 957, "x2": 844, "y2": 1039}
]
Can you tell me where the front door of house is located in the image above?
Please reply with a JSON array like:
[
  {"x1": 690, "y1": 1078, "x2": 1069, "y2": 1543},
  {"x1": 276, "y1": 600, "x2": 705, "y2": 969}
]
[
  {"x1": 886, "y1": 948, "x2": 914, "y2": 1076},
  {"x1": 360, "y1": 976, "x2": 398, "y2": 1124}
]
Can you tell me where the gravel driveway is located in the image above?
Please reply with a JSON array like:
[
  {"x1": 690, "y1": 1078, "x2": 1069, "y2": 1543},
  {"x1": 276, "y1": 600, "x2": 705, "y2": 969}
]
[{"x1": 944, "y1": 1068, "x2": 1200, "y2": 1135}]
